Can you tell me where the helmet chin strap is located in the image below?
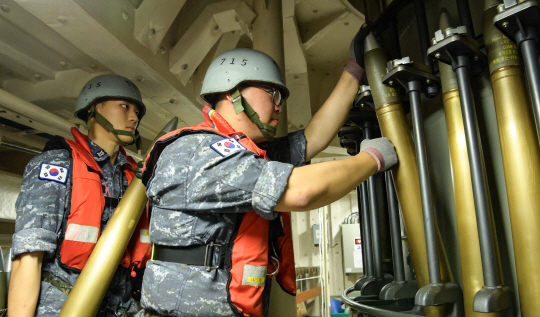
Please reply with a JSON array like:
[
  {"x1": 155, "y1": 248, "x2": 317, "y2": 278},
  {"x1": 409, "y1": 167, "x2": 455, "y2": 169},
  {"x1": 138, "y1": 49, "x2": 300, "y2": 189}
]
[
  {"x1": 86, "y1": 105, "x2": 142, "y2": 150},
  {"x1": 231, "y1": 89, "x2": 276, "y2": 142}
]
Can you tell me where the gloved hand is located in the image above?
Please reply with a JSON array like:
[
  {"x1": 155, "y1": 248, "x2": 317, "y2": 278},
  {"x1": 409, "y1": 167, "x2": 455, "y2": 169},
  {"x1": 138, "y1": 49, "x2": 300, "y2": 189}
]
[
  {"x1": 344, "y1": 23, "x2": 373, "y2": 83},
  {"x1": 359, "y1": 137, "x2": 397, "y2": 172},
  {"x1": 135, "y1": 160, "x2": 144, "y2": 179}
]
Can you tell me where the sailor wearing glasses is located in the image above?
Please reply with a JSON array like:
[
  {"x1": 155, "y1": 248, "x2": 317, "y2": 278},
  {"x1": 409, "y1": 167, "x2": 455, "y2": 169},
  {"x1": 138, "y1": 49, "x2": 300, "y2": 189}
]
[{"x1": 137, "y1": 46, "x2": 397, "y2": 317}]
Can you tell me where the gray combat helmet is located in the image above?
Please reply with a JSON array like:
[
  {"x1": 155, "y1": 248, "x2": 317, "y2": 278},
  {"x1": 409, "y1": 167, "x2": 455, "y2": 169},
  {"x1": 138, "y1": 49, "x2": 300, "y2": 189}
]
[
  {"x1": 200, "y1": 48, "x2": 289, "y2": 104},
  {"x1": 75, "y1": 74, "x2": 146, "y2": 121},
  {"x1": 74, "y1": 74, "x2": 146, "y2": 150}
]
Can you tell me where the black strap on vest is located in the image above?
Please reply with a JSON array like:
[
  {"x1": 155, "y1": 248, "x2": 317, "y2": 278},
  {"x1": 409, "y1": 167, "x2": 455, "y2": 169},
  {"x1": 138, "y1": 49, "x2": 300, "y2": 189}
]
[
  {"x1": 153, "y1": 243, "x2": 225, "y2": 271},
  {"x1": 104, "y1": 196, "x2": 120, "y2": 209}
]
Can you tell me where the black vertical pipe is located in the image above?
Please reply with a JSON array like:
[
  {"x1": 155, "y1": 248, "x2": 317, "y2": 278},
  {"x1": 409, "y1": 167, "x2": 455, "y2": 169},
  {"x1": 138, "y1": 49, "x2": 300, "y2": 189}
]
[
  {"x1": 360, "y1": 182, "x2": 374, "y2": 277},
  {"x1": 356, "y1": 186, "x2": 368, "y2": 271},
  {"x1": 456, "y1": 0, "x2": 475, "y2": 37},
  {"x1": 385, "y1": 172, "x2": 405, "y2": 282},
  {"x1": 414, "y1": 0, "x2": 433, "y2": 69},
  {"x1": 519, "y1": 34, "x2": 540, "y2": 138},
  {"x1": 453, "y1": 55, "x2": 498, "y2": 287},
  {"x1": 407, "y1": 79, "x2": 441, "y2": 284},
  {"x1": 364, "y1": 124, "x2": 384, "y2": 279}
]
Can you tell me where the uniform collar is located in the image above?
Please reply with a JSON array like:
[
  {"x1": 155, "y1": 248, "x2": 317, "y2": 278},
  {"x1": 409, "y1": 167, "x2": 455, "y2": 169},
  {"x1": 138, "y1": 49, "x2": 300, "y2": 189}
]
[
  {"x1": 203, "y1": 105, "x2": 236, "y2": 134},
  {"x1": 86, "y1": 137, "x2": 129, "y2": 167}
]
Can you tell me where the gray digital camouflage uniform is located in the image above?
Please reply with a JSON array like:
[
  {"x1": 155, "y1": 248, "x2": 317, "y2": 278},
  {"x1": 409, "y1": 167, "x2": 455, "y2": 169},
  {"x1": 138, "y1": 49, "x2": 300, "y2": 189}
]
[
  {"x1": 12, "y1": 138, "x2": 139, "y2": 317},
  {"x1": 137, "y1": 129, "x2": 306, "y2": 317}
]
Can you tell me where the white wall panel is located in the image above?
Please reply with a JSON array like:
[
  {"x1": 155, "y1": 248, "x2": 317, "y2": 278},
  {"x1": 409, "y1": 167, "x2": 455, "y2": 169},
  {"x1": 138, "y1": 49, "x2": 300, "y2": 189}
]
[{"x1": 0, "y1": 171, "x2": 22, "y2": 220}]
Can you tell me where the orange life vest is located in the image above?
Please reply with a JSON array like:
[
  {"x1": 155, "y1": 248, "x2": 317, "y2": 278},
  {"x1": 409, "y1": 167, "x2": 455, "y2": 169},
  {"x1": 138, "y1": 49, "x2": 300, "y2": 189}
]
[
  {"x1": 53, "y1": 128, "x2": 152, "y2": 272},
  {"x1": 143, "y1": 106, "x2": 296, "y2": 317}
]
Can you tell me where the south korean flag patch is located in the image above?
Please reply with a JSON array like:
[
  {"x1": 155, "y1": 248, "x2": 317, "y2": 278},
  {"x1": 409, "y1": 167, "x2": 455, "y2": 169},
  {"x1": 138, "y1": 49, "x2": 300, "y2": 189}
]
[
  {"x1": 210, "y1": 137, "x2": 247, "y2": 157},
  {"x1": 39, "y1": 163, "x2": 69, "y2": 184}
]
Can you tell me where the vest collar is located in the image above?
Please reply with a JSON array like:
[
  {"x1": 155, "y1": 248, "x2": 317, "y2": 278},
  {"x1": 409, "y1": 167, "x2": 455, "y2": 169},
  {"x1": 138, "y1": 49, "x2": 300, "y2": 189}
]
[
  {"x1": 202, "y1": 106, "x2": 267, "y2": 159},
  {"x1": 203, "y1": 105, "x2": 236, "y2": 134}
]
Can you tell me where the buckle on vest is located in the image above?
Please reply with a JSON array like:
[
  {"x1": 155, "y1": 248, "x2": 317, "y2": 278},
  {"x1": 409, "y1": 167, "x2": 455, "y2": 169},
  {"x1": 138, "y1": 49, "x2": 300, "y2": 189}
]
[{"x1": 205, "y1": 242, "x2": 221, "y2": 272}]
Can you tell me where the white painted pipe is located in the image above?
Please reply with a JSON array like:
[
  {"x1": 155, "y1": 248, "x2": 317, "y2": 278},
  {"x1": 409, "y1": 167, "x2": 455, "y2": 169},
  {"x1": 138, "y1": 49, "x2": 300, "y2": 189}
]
[{"x1": 0, "y1": 89, "x2": 75, "y2": 133}]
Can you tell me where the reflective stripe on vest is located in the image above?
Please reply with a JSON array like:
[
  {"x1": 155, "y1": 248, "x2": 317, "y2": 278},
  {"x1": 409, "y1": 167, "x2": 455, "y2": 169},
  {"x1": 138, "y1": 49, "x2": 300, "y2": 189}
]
[
  {"x1": 57, "y1": 127, "x2": 152, "y2": 271},
  {"x1": 143, "y1": 106, "x2": 296, "y2": 317}
]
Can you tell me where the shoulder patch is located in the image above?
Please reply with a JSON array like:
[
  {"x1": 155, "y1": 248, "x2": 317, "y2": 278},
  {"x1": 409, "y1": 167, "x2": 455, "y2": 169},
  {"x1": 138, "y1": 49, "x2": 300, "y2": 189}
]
[
  {"x1": 39, "y1": 163, "x2": 69, "y2": 184},
  {"x1": 210, "y1": 137, "x2": 247, "y2": 157}
]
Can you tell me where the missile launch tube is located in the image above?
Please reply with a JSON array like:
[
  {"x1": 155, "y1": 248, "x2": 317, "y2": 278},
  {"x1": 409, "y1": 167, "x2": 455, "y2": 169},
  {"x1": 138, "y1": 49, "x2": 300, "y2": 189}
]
[
  {"x1": 485, "y1": 3, "x2": 540, "y2": 314},
  {"x1": 59, "y1": 118, "x2": 178, "y2": 317},
  {"x1": 364, "y1": 33, "x2": 451, "y2": 317}
]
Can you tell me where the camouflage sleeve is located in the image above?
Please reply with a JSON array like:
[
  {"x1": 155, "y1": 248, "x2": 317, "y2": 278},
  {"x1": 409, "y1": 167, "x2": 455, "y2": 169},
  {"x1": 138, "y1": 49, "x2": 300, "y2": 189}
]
[
  {"x1": 260, "y1": 129, "x2": 307, "y2": 167},
  {"x1": 147, "y1": 133, "x2": 293, "y2": 220},
  {"x1": 12, "y1": 150, "x2": 71, "y2": 259}
]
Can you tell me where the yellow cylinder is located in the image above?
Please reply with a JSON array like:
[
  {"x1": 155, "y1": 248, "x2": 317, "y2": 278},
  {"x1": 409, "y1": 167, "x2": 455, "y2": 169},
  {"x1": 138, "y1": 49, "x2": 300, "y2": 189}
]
[
  {"x1": 59, "y1": 179, "x2": 147, "y2": 317},
  {"x1": 483, "y1": 4, "x2": 540, "y2": 315},
  {"x1": 441, "y1": 78, "x2": 502, "y2": 317},
  {"x1": 59, "y1": 118, "x2": 178, "y2": 317},
  {"x1": 365, "y1": 45, "x2": 452, "y2": 317}
]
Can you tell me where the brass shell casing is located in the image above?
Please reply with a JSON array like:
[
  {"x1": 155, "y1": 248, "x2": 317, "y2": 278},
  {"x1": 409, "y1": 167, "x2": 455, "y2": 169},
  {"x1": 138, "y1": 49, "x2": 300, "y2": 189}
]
[
  {"x1": 441, "y1": 80, "x2": 502, "y2": 317},
  {"x1": 491, "y1": 66, "x2": 540, "y2": 315},
  {"x1": 58, "y1": 179, "x2": 148, "y2": 317},
  {"x1": 484, "y1": 5, "x2": 540, "y2": 315},
  {"x1": 59, "y1": 118, "x2": 178, "y2": 317},
  {"x1": 365, "y1": 47, "x2": 452, "y2": 317}
]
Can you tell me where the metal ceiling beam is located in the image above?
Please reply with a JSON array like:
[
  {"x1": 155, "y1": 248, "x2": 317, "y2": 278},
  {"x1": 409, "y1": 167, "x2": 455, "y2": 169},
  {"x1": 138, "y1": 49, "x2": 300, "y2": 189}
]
[
  {"x1": 0, "y1": 39, "x2": 55, "y2": 81},
  {"x1": 169, "y1": 0, "x2": 256, "y2": 85},
  {"x1": 283, "y1": 4, "x2": 312, "y2": 132},
  {"x1": 14, "y1": 0, "x2": 204, "y2": 127},
  {"x1": 134, "y1": 0, "x2": 187, "y2": 55}
]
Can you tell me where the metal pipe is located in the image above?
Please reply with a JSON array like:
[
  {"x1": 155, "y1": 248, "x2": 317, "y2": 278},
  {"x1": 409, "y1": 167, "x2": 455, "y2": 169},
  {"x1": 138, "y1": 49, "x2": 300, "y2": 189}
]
[
  {"x1": 441, "y1": 64, "x2": 502, "y2": 317},
  {"x1": 454, "y1": 55, "x2": 498, "y2": 287},
  {"x1": 364, "y1": 31, "x2": 451, "y2": 317},
  {"x1": 59, "y1": 118, "x2": 178, "y2": 317},
  {"x1": 519, "y1": 36, "x2": 540, "y2": 139},
  {"x1": 361, "y1": 182, "x2": 375, "y2": 277},
  {"x1": 407, "y1": 80, "x2": 441, "y2": 284},
  {"x1": 364, "y1": 124, "x2": 385, "y2": 279},
  {"x1": 385, "y1": 172, "x2": 405, "y2": 282},
  {"x1": 414, "y1": 0, "x2": 432, "y2": 69},
  {"x1": 0, "y1": 89, "x2": 74, "y2": 138},
  {"x1": 456, "y1": 0, "x2": 475, "y2": 36},
  {"x1": 0, "y1": 141, "x2": 41, "y2": 155},
  {"x1": 356, "y1": 186, "x2": 369, "y2": 271}
]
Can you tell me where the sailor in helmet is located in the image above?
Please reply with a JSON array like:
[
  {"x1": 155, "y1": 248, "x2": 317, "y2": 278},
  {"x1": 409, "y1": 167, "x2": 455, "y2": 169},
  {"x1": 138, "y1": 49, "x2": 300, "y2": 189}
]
[
  {"x1": 8, "y1": 74, "x2": 152, "y2": 317},
  {"x1": 138, "y1": 44, "x2": 397, "y2": 316}
]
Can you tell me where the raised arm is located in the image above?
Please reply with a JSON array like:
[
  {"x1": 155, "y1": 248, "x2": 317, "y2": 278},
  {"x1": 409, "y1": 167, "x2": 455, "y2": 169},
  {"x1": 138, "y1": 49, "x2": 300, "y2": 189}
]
[
  {"x1": 303, "y1": 25, "x2": 366, "y2": 161},
  {"x1": 304, "y1": 70, "x2": 359, "y2": 161}
]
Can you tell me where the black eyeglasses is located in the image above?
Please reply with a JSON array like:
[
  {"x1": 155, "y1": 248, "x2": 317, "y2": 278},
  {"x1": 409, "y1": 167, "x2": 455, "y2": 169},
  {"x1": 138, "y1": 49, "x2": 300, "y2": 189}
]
[{"x1": 251, "y1": 86, "x2": 283, "y2": 107}]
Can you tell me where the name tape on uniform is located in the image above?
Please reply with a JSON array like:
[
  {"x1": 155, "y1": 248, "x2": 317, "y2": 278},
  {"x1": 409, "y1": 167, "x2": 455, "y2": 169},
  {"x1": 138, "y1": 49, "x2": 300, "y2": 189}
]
[
  {"x1": 39, "y1": 162, "x2": 69, "y2": 184},
  {"x1": 210, "y1": 137, "x2": 247, "y2": 157}
]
